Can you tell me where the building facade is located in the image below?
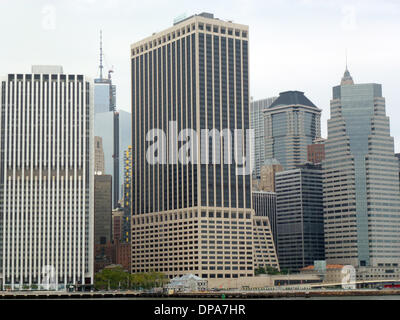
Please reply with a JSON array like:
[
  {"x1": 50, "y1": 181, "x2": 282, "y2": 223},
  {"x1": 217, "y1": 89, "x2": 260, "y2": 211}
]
[
  {"x1": 258, "y1": 159, "x2": 283, "y2": 192},
  {"x1": 122, "y1": 146, "x2": 132, "y2": 244},
  {"x1": 94, "y1": 175, "x2": 112, "y2": 245},
  {"x1": 112, "y1": 208, "x2": 124, "y2": 243},
  {"x1": 131, "y1": 13, "x2": 277, "y2": 279},
  {"x1": 250, "y1": 97, "x2": 277, "y2": 178},
  {"x1": 264, "y1": 91, "x2": 321, "y2": 170},
  {"x1": 275, "y1": 163, "x2": 325, "y2": 271},
  {"x1": 252, "y1": 216, "x2": 280, "y2": 271},
  {"x1": 307, "y1": 138, "x2": 326, "y2": 164},
  {"x1": 94, "y1": 136, "x2": 105, "y2": 175},
  {"x1": 396, "y1": 153, "x2": 400, "y2": 190},
  {"x1": 0, "y1": 66, "x2": 94, "y2": 290},
  {"x1": 252, "y1": 191, "x2": 278, "y2": 248},
  {"x1": 94, "y1": 110, "x2": 132, "y2": 207},
  {"x1": 323, "y1": 69, "x2": 400, "y2": 268}
]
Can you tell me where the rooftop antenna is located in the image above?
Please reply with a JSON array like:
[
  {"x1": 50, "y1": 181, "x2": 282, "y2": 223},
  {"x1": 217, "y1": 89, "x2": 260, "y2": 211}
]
[
  {"x1": 345, "y1": 49, "x2": 348, "y2": 70},
  {"x1": 108, "y1": 66, "x2": 114, "y2": 80},
  {"x1": 99, "y1": 30, "x2": 104, "y2": 80}
]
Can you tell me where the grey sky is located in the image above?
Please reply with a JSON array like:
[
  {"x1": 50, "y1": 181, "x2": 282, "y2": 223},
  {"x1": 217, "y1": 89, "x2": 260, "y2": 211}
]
[{"x1": 1, "y1": 0, "x2": 399, "y2": 151}]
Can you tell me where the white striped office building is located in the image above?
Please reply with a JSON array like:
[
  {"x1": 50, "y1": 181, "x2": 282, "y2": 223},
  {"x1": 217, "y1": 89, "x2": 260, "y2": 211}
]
[{"x1": 0, "y1": 66, "x2": 94, "y2": 290}]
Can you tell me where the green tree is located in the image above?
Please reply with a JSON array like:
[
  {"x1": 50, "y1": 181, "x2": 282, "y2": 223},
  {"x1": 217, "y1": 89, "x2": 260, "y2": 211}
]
[
  {"x1": 94, "y1": 266, "x2": 130, "y2": 290},
  {"x1": 255, "y1": 266, "x2": 288, "y2": 276},
  {"x1": 129, "y1": 271, "x2": 168, "y2": 290},
  {"x1": 95, "y1": 267, "x2": 169, "y2": 291},
  {"x1": 255, "y1": 267, "x2": 266, "y2": 275}
]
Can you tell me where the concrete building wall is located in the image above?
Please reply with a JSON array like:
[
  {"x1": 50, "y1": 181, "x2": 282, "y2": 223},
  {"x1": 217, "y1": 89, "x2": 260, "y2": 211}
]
[
  {"x1": 258, "y1": 161, "x2": 283, "y2": 192},
  {"x1": 207, "y1": 274, "x2": 321, "y2": 289},
  {"x1": 94, "y1": 175, "x2": 112, "y2": 245},
  {"x1": 94, "y1": 136, "x2": 105, "y2": 174},
  {"x1": 252, "y1": 191, "x2": 278, "y2": 248}
]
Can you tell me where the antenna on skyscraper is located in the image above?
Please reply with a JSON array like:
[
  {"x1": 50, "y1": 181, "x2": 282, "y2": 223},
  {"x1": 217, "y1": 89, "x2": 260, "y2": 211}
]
[
  {"x1": 108, "y1": 67, "x2": 114, "y2": 80},
  {"x1": 99, "y1": 30, "x2": 104, "y2": 80}
]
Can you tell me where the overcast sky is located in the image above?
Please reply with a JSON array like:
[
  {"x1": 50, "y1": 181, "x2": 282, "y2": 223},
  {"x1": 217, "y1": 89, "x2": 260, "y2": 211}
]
[{"x1": 1, "y1": 0, "x2": 399, "y2": 151}]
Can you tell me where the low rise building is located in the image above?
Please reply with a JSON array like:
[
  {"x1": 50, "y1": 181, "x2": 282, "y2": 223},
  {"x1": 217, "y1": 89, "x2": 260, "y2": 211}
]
[
  {"x1": 115, "y1": 241, "x2": 131, "y2": 272},
  {"x1": 253, "y1": 191, "x2": 278, "y2": 248},
  {"x1": 207, "y1": 274, "x2": 322, "y2": 289},
  {"x1": 253, "y1": 216, "x2": 280, "y2": 271},
  {"x1": 167, "y1": 274, "x2": 208, "y2": 292},
  {"x1": 300, "y1": 263, "x2": 344, "y2": 284},
  {"x1": 356, "y1": 267, "x2": 400, "y2": 283}
]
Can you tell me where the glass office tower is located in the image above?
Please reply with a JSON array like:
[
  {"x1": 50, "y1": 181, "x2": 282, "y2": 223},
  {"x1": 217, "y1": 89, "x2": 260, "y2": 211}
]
[
  {"x1": 264, "y1": 91, "x2": 321, "y2": 170},
  {"x1": 94, "y1": 80, "x2": 131, "y2": 207},
  {"x1": 275, "y1": 163, "x2": 325, "y2": 271},
  {"x1": 250, "y1": 97, "x2": 277, "y2": 178},
  {"x1": 323, "y1": 69, "x2": 400, "y2": 268}
]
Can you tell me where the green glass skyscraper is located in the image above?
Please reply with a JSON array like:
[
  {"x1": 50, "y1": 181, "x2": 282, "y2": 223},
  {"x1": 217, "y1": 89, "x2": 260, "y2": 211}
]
[{"x1": 323, "y1": 69, "x2": 400, "y2": 268}]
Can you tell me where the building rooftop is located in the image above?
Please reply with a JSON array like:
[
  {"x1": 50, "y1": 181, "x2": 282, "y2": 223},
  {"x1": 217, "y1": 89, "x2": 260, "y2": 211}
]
[
  {"x1": 263, "y1": 158, "x2": 281, "y2": 166},
  {"x1": 31, "y1": 65, "x2": 64, "y2": 74},
  {"x1": 269, "y1": 91, "x2": 318, "y2": 109},
  {"x1": 173, "y1": 12, "x2": 215, "y2": 25},
  {"x1": 341, "y1": 68, "x2": 354, "y2": 85},
  {"x1": 171, "y1": 274, "x2": 204, "y2": 282},
  {"x1": 131, "y1": 13, "x2": 248, "y2": 54},
  {"x1": 301, "y1": 264, "x2": 344, "y2": 271}
]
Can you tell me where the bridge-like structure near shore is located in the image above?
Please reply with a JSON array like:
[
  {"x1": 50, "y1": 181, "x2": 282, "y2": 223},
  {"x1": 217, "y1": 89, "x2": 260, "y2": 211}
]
[
  {"x1": 0, "y1": 288, "x2": 399, "y2": 299},
  {"x1": 265, "y1": 279, "x2": 400, "y2": 290},
  {"x1": 1, "y1": 279, "x2": 400, "y2": 298}
]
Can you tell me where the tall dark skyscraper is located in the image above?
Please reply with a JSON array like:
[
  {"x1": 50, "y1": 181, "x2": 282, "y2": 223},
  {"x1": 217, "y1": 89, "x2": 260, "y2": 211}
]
[
  {"x1": 275, "y1": 163, "x2": 325, "y2": 271},
  {"x1": 131, "y1": 13, "x2": 278, "y2": 279},
  {"x1": 323, "y1": 69, "x2": 400, "y2": 268}
]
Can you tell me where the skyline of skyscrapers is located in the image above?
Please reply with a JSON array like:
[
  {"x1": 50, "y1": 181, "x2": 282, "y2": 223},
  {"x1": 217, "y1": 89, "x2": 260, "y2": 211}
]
[
  {"x1": 94, "y1": 34, "x2": 132, "y2": 208},
  {"x1": 1, "y1": 10, "x2": 400, "y2": 293}
]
